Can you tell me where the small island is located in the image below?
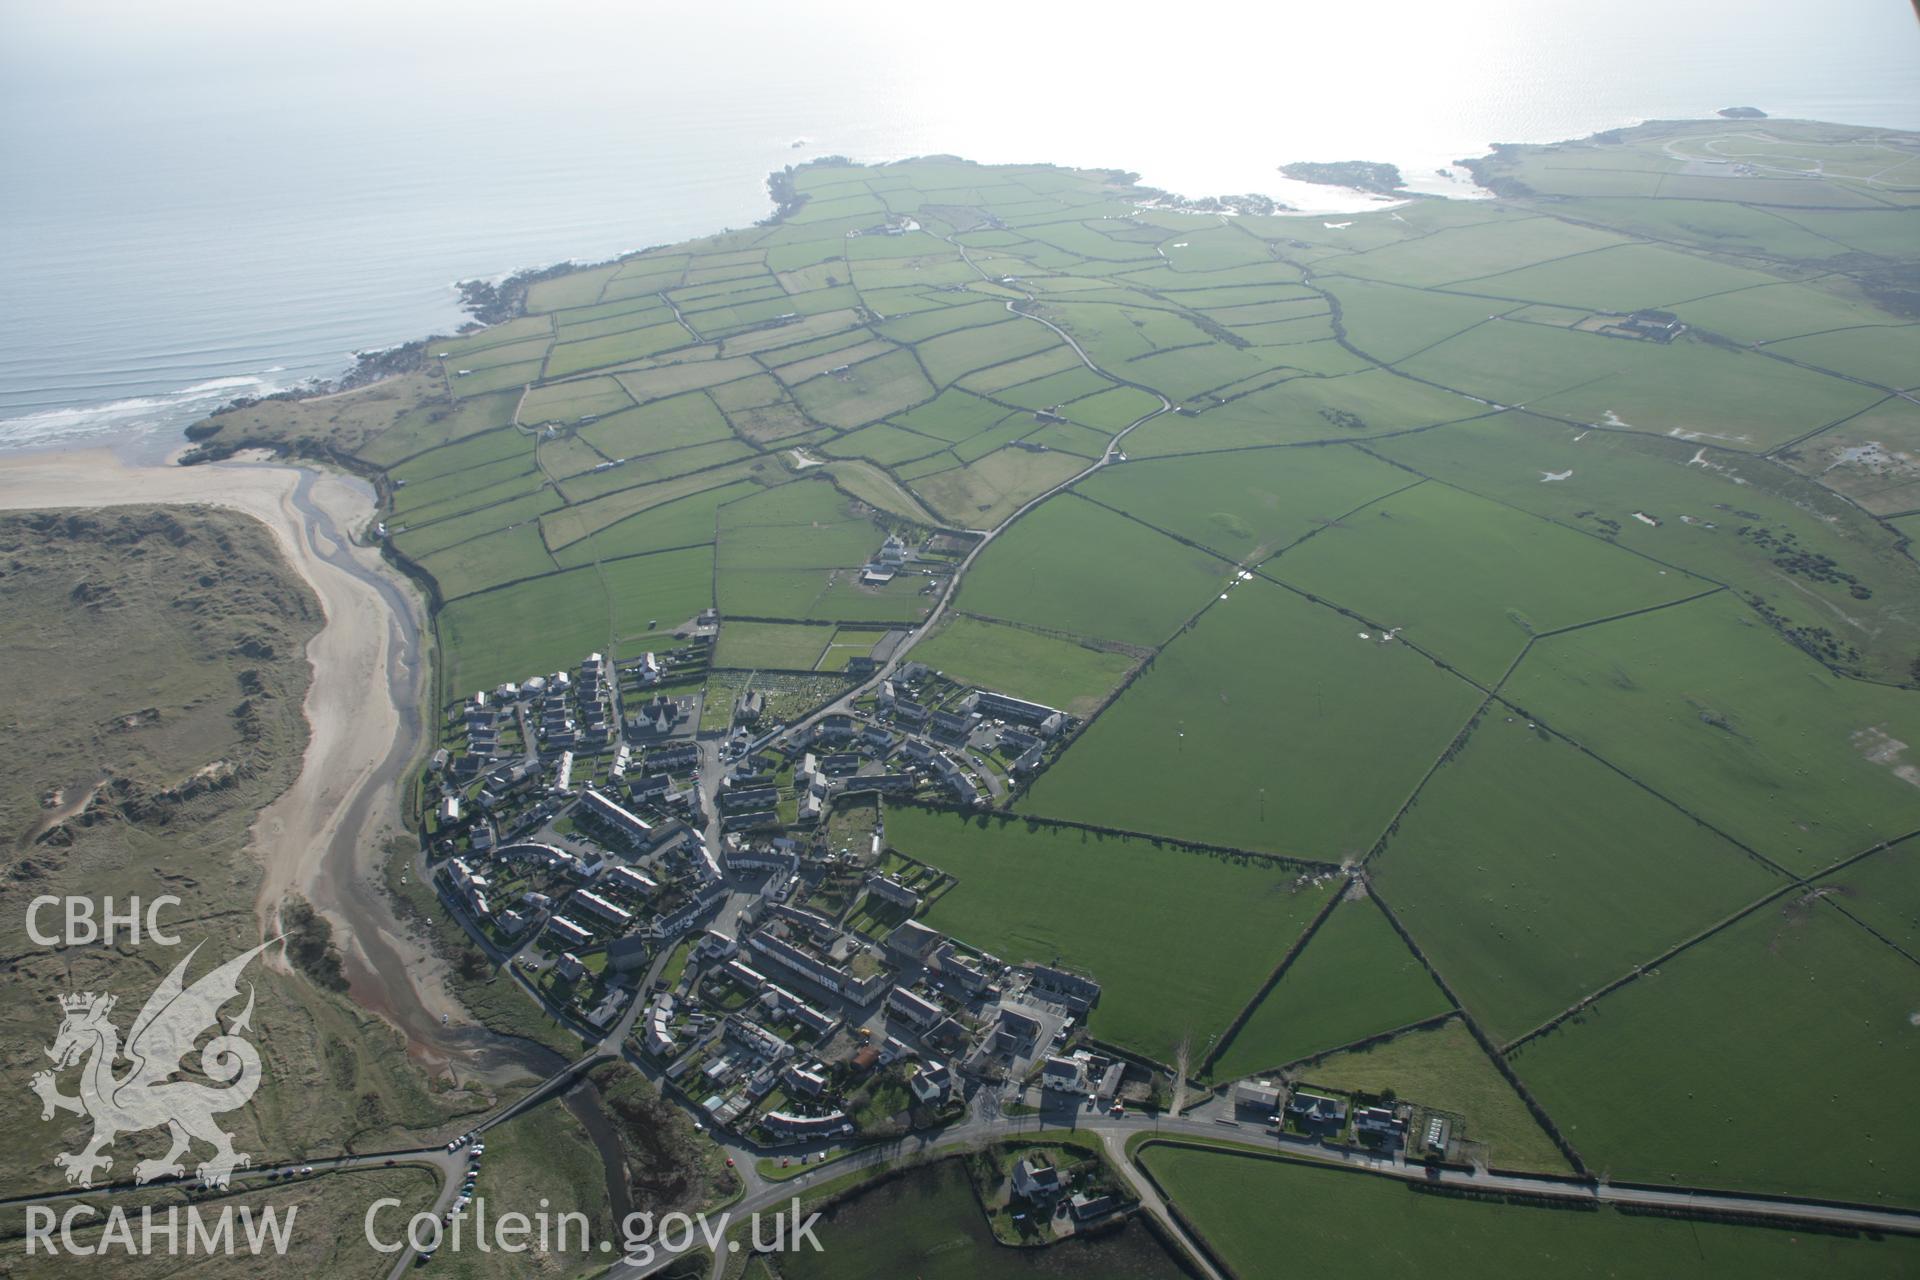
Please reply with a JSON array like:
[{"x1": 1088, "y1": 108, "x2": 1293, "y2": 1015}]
[
  {"x1": 1718, "y1": 105, "x2": 1769, "y2": 119},
  {"x1": 1279, "y1": 158, "x2": 1407, "y2": 196}
]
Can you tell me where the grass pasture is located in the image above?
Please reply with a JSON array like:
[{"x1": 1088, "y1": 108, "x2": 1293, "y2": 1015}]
[
  {"x1": 1767, "y1": 324, "x2": 1920, "y2": 390},
  {"x1": 914, "y1": 317, "x2": 1062, "y2": 386},
  {"x1": 719, "y1": 566, "x2": 934, "y2": 624},
  {"x1": 1325, "y1": 276, "x2": 1505, "y2": 363},
  {"x1": 717, "y1": 479, "x2": 882, "y2": 572},
  {"x1": 1399, "y1": 323, "x2": 1880, "y2": 451},
  {"x1": 987, "y1": 365, "x2": 1112, "y2": 411},
  {"x1": 438, "y1": 566, "x2": 614, "y2": 695},
  {"x1": 1503, "y1": 592, "x2": 1920, "y2": 873},
  {"x1": 578, "y1": 391, "x2": 734, "y2": 459},
  {"x1": 353, "y1": 384, "x2": 522, "y2": 465},
  {"x1": 715, "y1": 620, "x2": 836, "y2": 670},
  {"x1": 390, "y1": 487, "x2": 561, "y2": 562},
  {"x1": 600, "y1": 544, "x2": 715, "y2": 650},
  {"x1": 910, "y1": 614, "x2": 1139, "y2": 716},
  {"x1": 1510, "y1": 897, "x2": 1920, "y2": 1205},
  {"x1": 1366, "y1": 411, "x2": 1920, "y2": 684},
  {"x1": 519, "y1": 374, "x2": 633, "y2": 425},
  {"x1": 1210, "y1": 895, "x2": 1452, "y2": 1081},
  {"x1": 1440, "y1": 242, "x2": 1780, "y2": 312},
  {"x1": 1138, "y1": 1144, "x2": 1916, "y2": 1279},
  {"x1": 416, "y1": 522, "x2": 558, "y2": 599},
  {"x1": 385, "y1": 423, "x2": 531, "y2": 483},
  {"x1": 1124, "y1": 370, "x2": 1482, "y2": 455},
  {"x1": 537, "y1": 457, "x2": 770, "y2": 550},
  {"x1": 1673, "y1": 280, "x2": 1902, "y2": 343},
  {"x1": 548, "y1": 478, "x2": 756, "y2": 568},
  {"x1": 954, "y1": 494, "x2": 1229, "y2": 646},
  {"x1": 1077, "y1": 444, "x2": 1410, "y2": 563},
  {"x1": 1327, "y1": 212, "x2": 1628, "y2": 288},
  {"x1": 793, "y1": 348, "x2": 935, "y2": 429},
  {"x1": 888, "y1": 386, "x2": 1012, "y2": 442},
  {"x1": 1020, "y1": 576, "x2": 1483, "y2": 859},
  {"x1": 1270, "y1": 480, "x2": 1711, "y2": 685},
  {"x1": 1830, "y1": 836, "x2": 1920, "y2": 958},
  {"x1": 1372, "y1": 711, "x2": 1782, "y2": 1043},
  {"x1": 553, "y1": 438, "x2": 755, "y2": 504},
  {"x1": 908, "y1": 444, "x2": 1086, "y2": 528},
  {"x1": 896, "y1": 808, "x2": 1336, "y2": 1061}
]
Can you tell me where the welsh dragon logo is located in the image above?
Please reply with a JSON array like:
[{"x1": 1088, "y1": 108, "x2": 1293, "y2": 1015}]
[{"x1": 30, "y1": 940, "x2": 270, "y2": 1189}]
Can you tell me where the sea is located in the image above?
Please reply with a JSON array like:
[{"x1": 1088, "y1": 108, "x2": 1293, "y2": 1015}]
[{"x1": 2, "y1": 0, "x2": 1916, "y2": 454}]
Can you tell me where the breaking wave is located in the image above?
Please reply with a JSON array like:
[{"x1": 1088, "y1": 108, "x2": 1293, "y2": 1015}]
[{"x1": 0, "y1": 374, "x2": 283, "y2": 450}]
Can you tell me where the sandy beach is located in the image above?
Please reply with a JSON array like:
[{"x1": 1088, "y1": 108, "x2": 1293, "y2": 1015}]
[{"x1": 0, "y1": 446, "x2": 477, "y2": 1053}]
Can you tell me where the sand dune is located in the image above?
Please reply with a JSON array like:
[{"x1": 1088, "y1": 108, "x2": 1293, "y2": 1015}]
[{"x1": 0, "y1": 446, "x2": 472, "y2": 1044}]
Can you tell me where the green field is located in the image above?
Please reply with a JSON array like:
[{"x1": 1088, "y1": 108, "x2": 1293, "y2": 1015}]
[
  {"x1": 1210, "y1": 895, "x2": 1452, "y2": 1080},
  {"x1": 1298, "y1": 1019, "x2": 1567, "y2": 1172},
  {"x1": 537, "y1": 459, "x2": 773, "y2": 551},
  {"x1": 1022, "y1": 577, "x2": 1483, "y2": 859},
  {"x1": 1124, "y1": 370, "x2": 1484, "y2": 456},
  {"x1": 719, "y1": 566, "x2": 933, "y2": 623},
  {"x1": 1398, "y1": 321, "x2": 1880, "y2": 452},
  {"x1": 1440, "y1": 242, "x2": 1778, "y2": 312},
  {"x1": 1271, "y1": 481, "x2": 1711, "y2": 684},
  {"x1": 1831, "y1": 836, "x2": 1920, "y2": 957},
  {"x1": 438, "y1": 545, "x2": 711, "y2": 694},
  {"x1": 1139, "y1": 1144, "x2": 1918, "y2": 1279},
  {"x1": 955, "y1": 495, "x2": 1230, "y2": 646},
  {"x1": 896, "y1": 807, "x2": 1335, "y2": 1061},
  {"x1": 715, "y1": 619, "x2": 836, "y2": 669},
  {"x1": 717, "y1": 478, "x2": 884, "y2": 571},
  {"x1": 911, "y1": 444, "x2": 1088, "y2": 528},
  {"x1": 1510, "y1": 898, "x2": 1920, "y2": 1205},
  {"x1": 910, "y1": 614, "x2": 1139, "y2": 716},
  {"x1": 417, "y1": 522, "x2": 559, "y2": 599},
  {"x1": 549, "y1": 478, "x2": 756, "y2": 568},
  {"x1": 1077, "y1": 445, "x2": 1410, "y2": 563},
  {"x1": 1367, "y1": 411, "x2": 1920, "y2": 684},
  {"x1": 1373, "y1": 711, "x2": 1782, "y2": 1042},
  {"x1": 1503, "y1": 592, "x2": 1920, "y2": 873},
  {"x1": 1322, "y1": 210, "x2": 1627, "y2": 288}
]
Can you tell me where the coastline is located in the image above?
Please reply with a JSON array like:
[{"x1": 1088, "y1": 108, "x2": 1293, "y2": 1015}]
[
  {"x1": 0, "y1": 446, "x2": 487, "y2": 1069},
  {"x1": 8, "y1": 112, "x2": 1900, "y2": 457}
]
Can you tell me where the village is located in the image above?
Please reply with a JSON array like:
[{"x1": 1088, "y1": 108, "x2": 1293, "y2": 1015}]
[
  {"x1": 424, "y1": 622, "x2": 1464, "y2": 1179},
  {"x1": 421, "y1": 553, "x2": 1150, "y2": 1143}
]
